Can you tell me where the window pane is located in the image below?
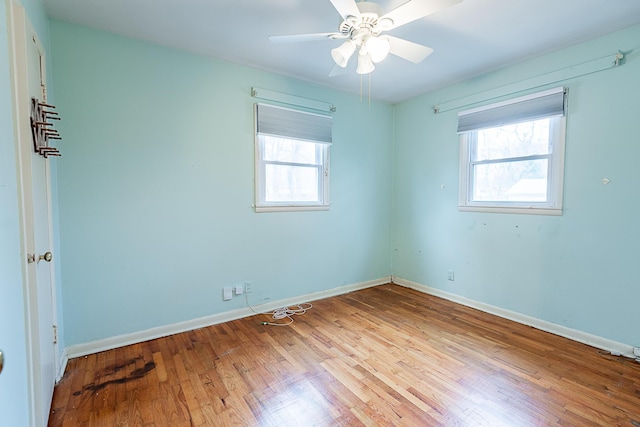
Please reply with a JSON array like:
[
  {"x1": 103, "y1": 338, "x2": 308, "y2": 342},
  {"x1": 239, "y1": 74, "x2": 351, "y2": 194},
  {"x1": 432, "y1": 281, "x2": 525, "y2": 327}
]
[
  {"x1": 473, "y1": 159, "x2": 548, "y2": 202},
  {"x1": 474, "y1": 118, "x2": 551, "y2": 161},
  {"x1": 265, "y1": 164, "x2": 319, "y2": 202},
  {"x1": 261, "y1": 135, "x2": 319, "y2": 164}
]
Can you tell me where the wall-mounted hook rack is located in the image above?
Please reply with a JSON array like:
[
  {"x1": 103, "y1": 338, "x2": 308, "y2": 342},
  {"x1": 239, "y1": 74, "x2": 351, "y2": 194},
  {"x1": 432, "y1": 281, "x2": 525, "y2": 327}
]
[{"x1": 30, "y1": 97, "x2": 62, "y2": 158}]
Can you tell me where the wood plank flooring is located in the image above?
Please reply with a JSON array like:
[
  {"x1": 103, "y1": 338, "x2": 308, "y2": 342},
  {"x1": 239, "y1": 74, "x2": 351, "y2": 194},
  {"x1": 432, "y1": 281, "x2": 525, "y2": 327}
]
[{"x1": 48, "y1": 284, "x2": 640, "y2": 426}]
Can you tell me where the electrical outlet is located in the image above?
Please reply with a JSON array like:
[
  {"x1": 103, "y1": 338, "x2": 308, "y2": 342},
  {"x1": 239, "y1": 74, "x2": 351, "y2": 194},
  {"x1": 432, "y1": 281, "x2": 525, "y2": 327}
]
[
  {"x1": 244, "y1": 281, "x2": 252, "y2": 293},
  {"x1": 234, "y1": 285, "x2": 244, "y2": 295},
  {"x1": 447, "y1": 270, "x2": 455, "y2": 281},
  {"x1": 223, "y1": 287, "x2": 233, "y2": 301},
  {"x1": 634, "y1": 347, "x2": 640, "y2": 357}
]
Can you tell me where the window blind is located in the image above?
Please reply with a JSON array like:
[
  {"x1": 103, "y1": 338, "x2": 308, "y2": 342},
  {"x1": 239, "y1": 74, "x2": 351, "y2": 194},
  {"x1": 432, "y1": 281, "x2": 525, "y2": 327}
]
[
  {"x1": 457, "y1": 87, "x2": 566, "y2": 133},
  {"x1": 256, "y1": 103, "x2": 333, "y2": 144}
]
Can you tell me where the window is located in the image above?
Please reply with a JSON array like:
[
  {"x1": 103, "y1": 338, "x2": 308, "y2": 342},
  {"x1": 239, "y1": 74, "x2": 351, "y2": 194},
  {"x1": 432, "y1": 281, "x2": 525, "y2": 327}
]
[
  {"x1": 458, "y1": 87, "x2": 567, "y2": 215},
  {"x1": 255, "y1": 103, "x2": 331, "y2": 212}
]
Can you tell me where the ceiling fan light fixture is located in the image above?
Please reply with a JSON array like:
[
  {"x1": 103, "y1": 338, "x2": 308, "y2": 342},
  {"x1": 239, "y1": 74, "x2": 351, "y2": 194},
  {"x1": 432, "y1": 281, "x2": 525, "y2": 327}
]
[
  {"x1": 269, "y1": 0, "x2": 452, "y2": 79},
  {"x1": 367, "y1": 36, "x2": 390, "y2": 63},
  {"x1": 331, "y1": 40, "x2": 357, "y2": 68},
  {"x1": 356, "y1": 52, "x2": 375, "y2": 75}
]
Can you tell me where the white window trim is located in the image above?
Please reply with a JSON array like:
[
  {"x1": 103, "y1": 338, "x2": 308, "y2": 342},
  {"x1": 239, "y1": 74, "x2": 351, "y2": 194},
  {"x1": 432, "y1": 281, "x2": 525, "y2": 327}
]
[
  {"x1": 458, "y1": 91, "x2": 567, "y2": 216},
  {"x1": 254, "y1": 140, "x2": 330, "y2": 213},
  {"x1": 254, "y1": 103, "x2": 331, "y2": 213}
]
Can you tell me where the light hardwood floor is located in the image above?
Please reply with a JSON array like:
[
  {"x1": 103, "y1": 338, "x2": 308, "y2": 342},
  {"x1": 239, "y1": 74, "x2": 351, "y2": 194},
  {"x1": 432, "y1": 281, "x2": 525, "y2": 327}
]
[{"x1": 49, "y1": 284, "x2": 640, "y2": 426}]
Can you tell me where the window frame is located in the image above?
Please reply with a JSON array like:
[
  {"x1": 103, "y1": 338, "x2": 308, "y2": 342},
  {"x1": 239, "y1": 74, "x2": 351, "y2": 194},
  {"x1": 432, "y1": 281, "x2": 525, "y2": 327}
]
[
  {"x1": 458, "y1": 88, "x2": 567, "y2": 215},
  {"x1": 254, "y1": 103, "x2": 331, "y2": 213}
]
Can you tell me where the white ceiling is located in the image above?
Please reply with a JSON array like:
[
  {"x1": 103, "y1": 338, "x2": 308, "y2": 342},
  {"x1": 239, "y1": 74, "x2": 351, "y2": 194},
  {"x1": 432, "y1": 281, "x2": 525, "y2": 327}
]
[{"x1": 43, "y1": 0, "x2": 640, "y2": 104}]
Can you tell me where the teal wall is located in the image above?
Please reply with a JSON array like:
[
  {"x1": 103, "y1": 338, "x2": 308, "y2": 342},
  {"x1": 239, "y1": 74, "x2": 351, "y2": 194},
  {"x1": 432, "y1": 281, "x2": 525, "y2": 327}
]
[
  {"x1": 0, "y1": 0, "x2": 54, "y2": 424},
  {"x1": 50, "y1": 21, "x2": 393, "y2": 346},
  {"x1": 392, "y1": 25, "x2": 640, "y2": 347}
]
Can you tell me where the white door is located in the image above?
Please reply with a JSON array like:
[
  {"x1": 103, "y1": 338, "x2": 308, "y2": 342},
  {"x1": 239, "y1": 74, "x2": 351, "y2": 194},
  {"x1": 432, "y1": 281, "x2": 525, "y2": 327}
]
[{"x1": 8, "y1": 3, "x2": 59, "y2": 426}]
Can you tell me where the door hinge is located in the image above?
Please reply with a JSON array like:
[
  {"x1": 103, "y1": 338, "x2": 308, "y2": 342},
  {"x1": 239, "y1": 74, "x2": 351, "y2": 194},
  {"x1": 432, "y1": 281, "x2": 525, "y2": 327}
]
[{"x1": 53, "y1": 325, "x2": 58, "y2": 344}]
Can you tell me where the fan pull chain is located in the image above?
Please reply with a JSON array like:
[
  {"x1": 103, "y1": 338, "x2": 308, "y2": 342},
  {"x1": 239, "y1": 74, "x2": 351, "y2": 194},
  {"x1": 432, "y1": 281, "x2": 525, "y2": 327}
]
[{"x1": 359, "y1": 73, "x2": 372, "y2": 106}]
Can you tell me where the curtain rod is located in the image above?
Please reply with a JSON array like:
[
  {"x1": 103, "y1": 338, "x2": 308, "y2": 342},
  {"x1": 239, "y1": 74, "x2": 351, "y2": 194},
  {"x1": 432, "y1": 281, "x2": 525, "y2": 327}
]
[
  {"x1": 251, "y1": 87, "x2": 336, "y2": 113},
  {"x1": 433, "y1": 50, "x2": 625, "y2": 115}
]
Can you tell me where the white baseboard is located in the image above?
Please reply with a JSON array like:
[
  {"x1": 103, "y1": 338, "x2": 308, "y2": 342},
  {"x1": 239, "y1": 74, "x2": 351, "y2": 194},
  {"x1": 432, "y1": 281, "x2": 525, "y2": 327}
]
[
  {"x1": 66, "y1": 276, "x2": 391, "y2": 359},
  {"x1": 392, "y1": 276, "x2": 636, "y2": 359}
]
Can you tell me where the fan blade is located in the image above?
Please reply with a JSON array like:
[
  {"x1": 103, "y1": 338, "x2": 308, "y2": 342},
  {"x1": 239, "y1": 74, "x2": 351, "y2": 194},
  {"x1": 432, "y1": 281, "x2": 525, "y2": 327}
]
[
  {"x1": 381, "y1": 0, "x2": 462, "y2": 30},
  {"x1": 386, "y1": 36, "x2": 434, "y2": 63},
  {"x1": 329, "y1": 0, "x2": 361, "y2": 21},
  {"x1": 269, "y1": 33, "x2": 340, "y2": 43}
]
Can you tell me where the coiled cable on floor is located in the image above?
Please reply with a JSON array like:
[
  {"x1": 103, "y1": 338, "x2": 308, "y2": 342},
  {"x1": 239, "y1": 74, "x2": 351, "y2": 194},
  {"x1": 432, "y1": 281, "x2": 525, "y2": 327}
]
[
  {"x1": 262, "y1": 304, "x2": 313, "y2": 326},
  {"x1": 245, "y1": 292, "x2": 312, "y2": 326}
]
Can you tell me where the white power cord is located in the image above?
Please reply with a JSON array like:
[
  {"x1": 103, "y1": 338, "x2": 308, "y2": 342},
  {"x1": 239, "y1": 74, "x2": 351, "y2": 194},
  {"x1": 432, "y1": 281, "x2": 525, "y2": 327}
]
[{"x1": 244, "y1": 292, "x2": 312, "y2": 326}]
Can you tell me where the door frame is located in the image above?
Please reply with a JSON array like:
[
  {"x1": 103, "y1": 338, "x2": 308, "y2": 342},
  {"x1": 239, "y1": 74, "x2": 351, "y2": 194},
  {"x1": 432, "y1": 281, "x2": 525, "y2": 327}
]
[{"x1": 7, "y1": 1, "x2": 60, "y2": 425}]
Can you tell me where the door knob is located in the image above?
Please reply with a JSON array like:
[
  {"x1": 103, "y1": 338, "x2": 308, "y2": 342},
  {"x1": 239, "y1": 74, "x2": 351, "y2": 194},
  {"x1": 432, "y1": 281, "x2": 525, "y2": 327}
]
[
  {"x1": 0, "y1": 350, "x2": 4, "y2": 375},
  {"x1": 39, "y1": 251, "x2": 53, "y2": 262}
]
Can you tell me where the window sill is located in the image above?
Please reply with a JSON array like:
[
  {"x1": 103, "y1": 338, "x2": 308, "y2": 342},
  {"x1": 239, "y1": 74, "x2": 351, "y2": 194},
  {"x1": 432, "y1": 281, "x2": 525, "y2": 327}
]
[
  {"x1": 255, "y1": 204, "x2": 330, "y2": 213},
  {"x1": 458, "y1": 205, "x2": 562, "y2": 216}
]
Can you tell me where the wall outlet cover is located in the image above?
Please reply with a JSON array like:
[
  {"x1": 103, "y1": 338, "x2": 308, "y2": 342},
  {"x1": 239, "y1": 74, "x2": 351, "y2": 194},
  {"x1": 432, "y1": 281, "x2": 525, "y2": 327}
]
[{"x1": 223, "y1": 286, "x2": 233, "y2": 301}]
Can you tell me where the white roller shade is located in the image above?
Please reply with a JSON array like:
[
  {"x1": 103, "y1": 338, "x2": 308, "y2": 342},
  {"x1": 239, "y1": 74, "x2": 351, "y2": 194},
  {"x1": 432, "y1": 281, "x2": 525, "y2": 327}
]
[
  {"x1": 256, "y1": 103, "x2": 332, "y2": 144},
  {"x1": 457, "y1": 87, "x2": 566, "y2": 134}
]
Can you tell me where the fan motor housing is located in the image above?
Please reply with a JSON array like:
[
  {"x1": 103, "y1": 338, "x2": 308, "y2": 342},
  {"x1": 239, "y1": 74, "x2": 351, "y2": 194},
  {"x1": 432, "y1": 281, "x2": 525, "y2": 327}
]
[{"x1": 339, "y1": 2, "x2": 392, "y2": 36}]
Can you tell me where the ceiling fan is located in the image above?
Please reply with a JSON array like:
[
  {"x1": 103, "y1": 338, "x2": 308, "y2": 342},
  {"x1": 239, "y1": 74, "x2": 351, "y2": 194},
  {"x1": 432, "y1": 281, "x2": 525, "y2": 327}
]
[{"x1": 269, "y1": 0, "x2": 462, "y2": 75}]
